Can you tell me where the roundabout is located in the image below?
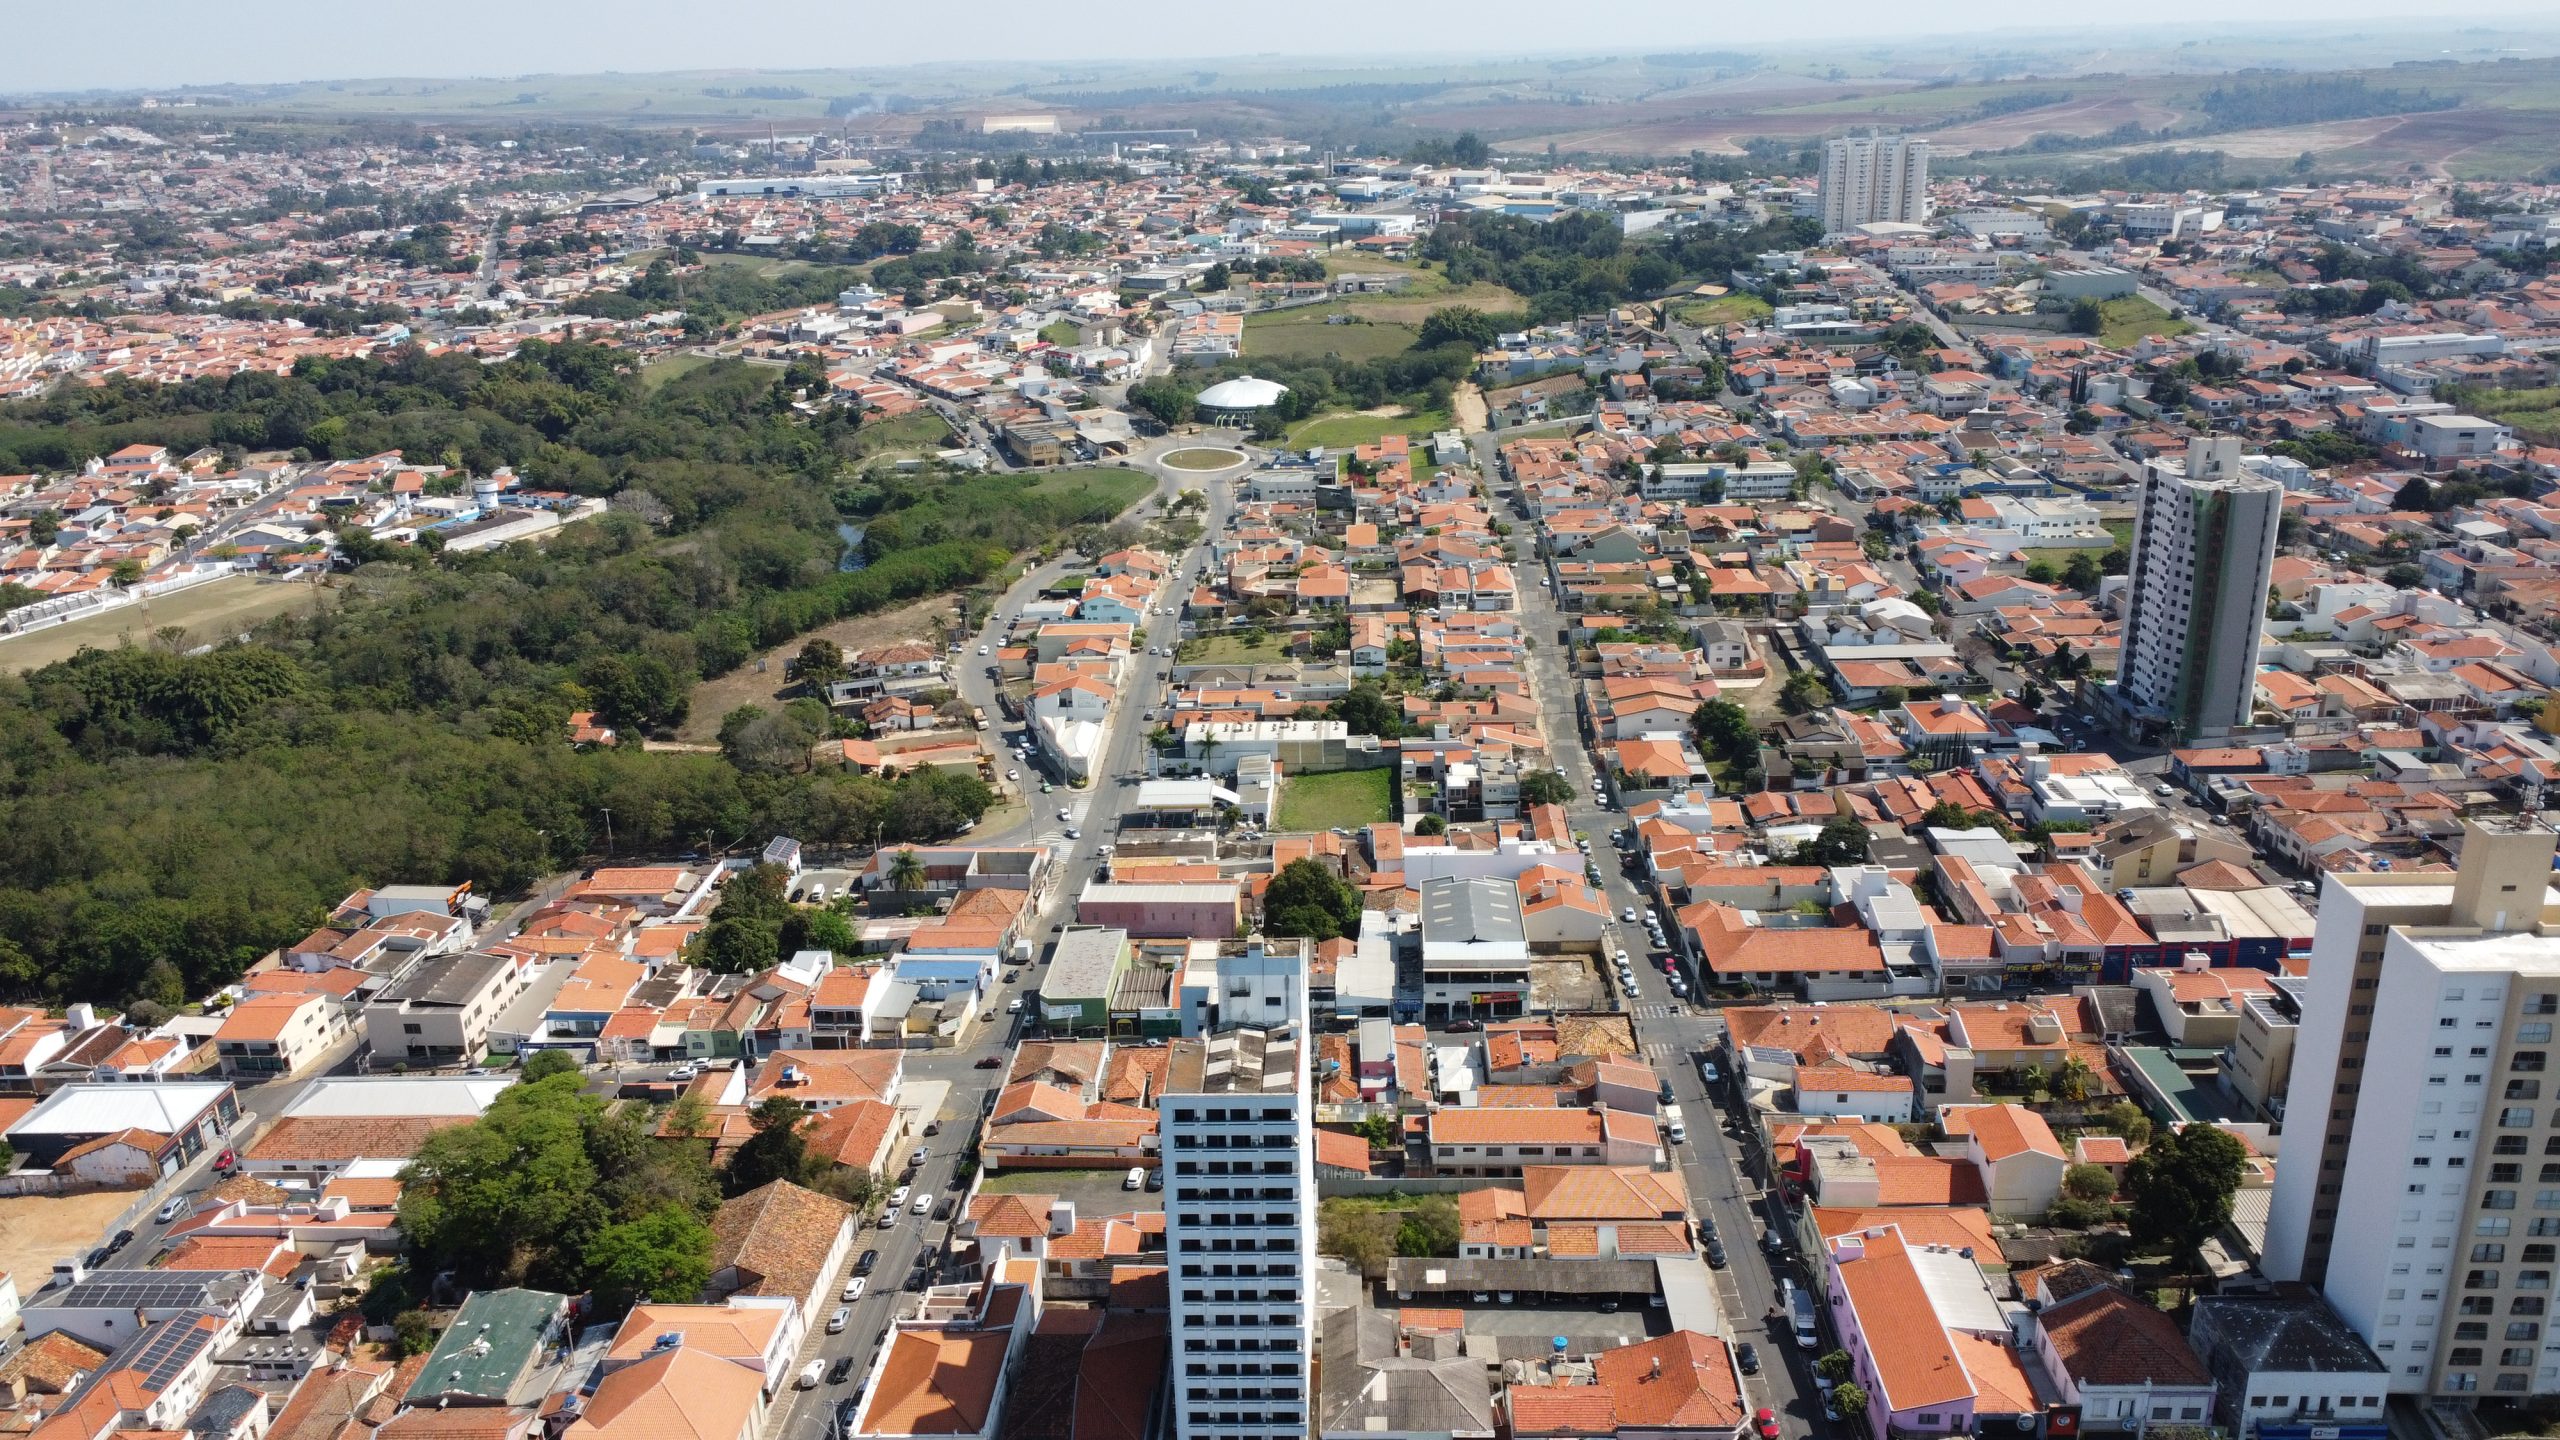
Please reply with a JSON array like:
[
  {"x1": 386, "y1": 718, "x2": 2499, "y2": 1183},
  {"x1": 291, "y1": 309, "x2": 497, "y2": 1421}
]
[{"x1": 1160, "y1": 447, "x2": 1250, "y2": 472}]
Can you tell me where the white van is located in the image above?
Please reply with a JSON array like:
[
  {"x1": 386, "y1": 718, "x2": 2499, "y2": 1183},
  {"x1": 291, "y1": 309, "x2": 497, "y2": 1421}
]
[{"x1": 795, "y1": 1359, "x2": 824, "y2": 1389}]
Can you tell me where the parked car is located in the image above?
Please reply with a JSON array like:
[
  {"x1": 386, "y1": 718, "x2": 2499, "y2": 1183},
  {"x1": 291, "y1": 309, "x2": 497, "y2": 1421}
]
[
  {"x1": 854, "y1": 1248, "x2": 879, "y2": 1275},
  {"x1": 1705, "y1": 1240, "x2": 1728, "y2": 1268},
  {"x1": 156, "y1": 1197, "x2": 189, "y2": 1224},
  {"x1": 1125, "y1": 1167, "x2": 1147, "y2": 1191},
  {"x1": 1753, "y1": 1408, "x2": 1780, "y2": 1440},
  {"x1": 1735, "y1": 1343, "x2": 1760, "y2": 1376},
  {"x1": 886, "y1": 1185, "x2": 911, "y2": 1211},
  {"x1": 1145, "y1": 1169, "x2": 1165, "y2": 1193},
  {"x1": 842, "y1": 1277, "x2": 866, "y2": 1302},
  {"x1": 828, "y1": 1355, "x2": 855, "y2": 1385},
  {"x1": 975, "y1": 1054, "x2": 1004, "y2": 1068},
  {"x1": 827, "y1": 1307, "x2": 851, "y2": 1334},
  {"x1": 796, "y1": 1360, "x2": 824, "y2": 1390},
  {"x1": 1445, "y1": 1018, "x2": 1477, "y2": 1032}
]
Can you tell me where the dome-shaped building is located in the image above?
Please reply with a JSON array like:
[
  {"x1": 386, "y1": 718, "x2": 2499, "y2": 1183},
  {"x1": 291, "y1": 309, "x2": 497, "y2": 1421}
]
[{"x1": 1194, "y1": 375, "x2": 1289, "y2": 422}]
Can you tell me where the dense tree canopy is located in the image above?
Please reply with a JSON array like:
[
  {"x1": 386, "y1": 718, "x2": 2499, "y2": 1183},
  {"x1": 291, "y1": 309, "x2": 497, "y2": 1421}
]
[
  {"x1": 0, "y1": 347, "x2": 1150, "y2": 1006},
  {"x1": 1263, "y1": 858, "x2": 1362, "y2": 942}
]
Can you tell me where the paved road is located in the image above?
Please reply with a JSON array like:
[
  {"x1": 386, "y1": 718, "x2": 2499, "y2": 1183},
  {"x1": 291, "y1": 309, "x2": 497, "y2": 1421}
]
[
  {"x1": 1480, "y1": 436, "x2": 1818, "y2": 1433},
  {"x1": 766, "y1": 446, "x2": 1241, "y2": 1440}
]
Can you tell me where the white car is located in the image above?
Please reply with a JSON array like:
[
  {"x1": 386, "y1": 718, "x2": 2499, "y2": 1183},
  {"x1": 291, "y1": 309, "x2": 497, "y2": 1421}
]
[
  {"x1": 1057, "y1": 808, "x2": 1072, "y2": 822},
  {"x1": 828, "y1": 1307, "x2": 851, "y2": 1334},
  {"x1": 1007, "y1": 997, "x2": 1024, "y2": 1013},
  {"x1": 976, "y1": 644, "x2": 989, "y2": 656},
  {"x1": 157, "y1": 1196, "x2": 190, "y2": 1224},
  {"x1": 842, "y1": 1277, "x2": 867, "y2": 1303},
  {"x1": 912, "y1": 1193, "x2": 933, "y2": 1216},
  {"x1": 887, "y1": 1185, "x2": 911, "y2": 1211},
  {"x1": 1621, "y1": 908, "x2": 1639, "y2": 923}
]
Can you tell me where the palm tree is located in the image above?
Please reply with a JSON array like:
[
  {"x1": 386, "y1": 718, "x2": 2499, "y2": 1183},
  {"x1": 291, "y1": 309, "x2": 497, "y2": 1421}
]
[{"x1": 887, "y1": 848, "x2": 927, "y2": 893}]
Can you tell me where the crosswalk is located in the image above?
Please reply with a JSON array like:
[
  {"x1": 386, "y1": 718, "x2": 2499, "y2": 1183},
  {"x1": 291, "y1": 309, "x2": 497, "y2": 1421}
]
[{"x1": 1634, "y1": 1006, "x2": 1680, "y2": 1023}]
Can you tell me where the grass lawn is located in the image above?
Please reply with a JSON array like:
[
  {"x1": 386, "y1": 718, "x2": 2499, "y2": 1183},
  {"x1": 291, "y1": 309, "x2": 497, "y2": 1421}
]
[
  {"x1": 1177, "y1": 631, "x2": 1289, "y2": 665},
  {"x1": 2103, "y1": 520, "x2": 2136, "y2": 550},
  {"x1": 848, "y1": 410, "x2": 955, "y2": 459},
  {"x1": 1673, "y1": 293, "x2": 1774, "y2": 328},
  {"x1": 1277, "y1": 769, "x2": 1395, "y2": 832},
  {"x1": 1040, "y1": 320, "x2": 1082, "y2": 347},
  {"x1": 1020, "y1": 466, "x2": 1153, "y2": 513},
  {"x1": 1244, "y1": 308, "x2": 1419, "y2": 361},
  {"x1": 2092, "y1": 297, "x2": 2193, "y2": 350},
  {"x1": 638, "y1": 352, "x2": 713, "y2": 391},
  {"x1": 980, "y1": 1168, "x2": 1120, "y2": 1195},
  {"x1": 0, "y1": 577, "x2": 330, "y2": 673},
  {"x1": 2460, "y1": 385, "x2": 2560, "y2": 445},
  {"x1": 1161, "y1": 447, "x2": 1247, "y2": 472},
  {"x1": 1287, "y1": 407, "x2": 1453, "y2": 450}
]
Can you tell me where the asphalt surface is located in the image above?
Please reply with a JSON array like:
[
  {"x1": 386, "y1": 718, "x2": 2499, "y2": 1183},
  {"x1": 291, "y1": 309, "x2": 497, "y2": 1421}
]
[
  {"x1": 767, "y1": 443, "x2": 1240, "y2": 1440},
  {"x1": 1495, "y1": 466, "x2": 1818, "y2": 1435}
]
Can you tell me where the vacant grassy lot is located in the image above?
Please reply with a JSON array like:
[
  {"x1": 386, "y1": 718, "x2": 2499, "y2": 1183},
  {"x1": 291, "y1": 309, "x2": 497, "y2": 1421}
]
[
  {"x1": 1673, "y1": 293, "x2": 1774, "y2": 328},
  {"x1": 1177, "y1": 631, "x2": 1289, "y2": 665},
  {"x1": 0, "y1": 577, "x2": 329, "y2": 673},
  {"x1": 849, "y1": 410, "x2": 956, "y2": 459},
  {"x1": 1244, "y1": 309, "x2": 1419, "y2": 361},
  {"x1": 2460, "y1": 385, "x2": 2560, "y2": 445},
  {"x1": 1040, "y1": 320, "x2": 1082, "y2": 347},
  {"x1": 639, "y1": 352, "x2": 714, "y2": 391},
  {"x1": 1287, "y1": 407, "x2": 1454, "y2": 450},
  {"x1": 1277, "y1": 769, "x2": 1395, "y2": 832},
  {"x1": 2092, "y1": 298, "x2": 2192, "y2": 350}
]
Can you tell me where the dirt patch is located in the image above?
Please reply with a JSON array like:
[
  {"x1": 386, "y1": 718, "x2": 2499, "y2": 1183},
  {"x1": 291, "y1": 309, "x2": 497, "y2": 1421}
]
[
  {"x1": 0, "y1": 1188, "x2": 142, "y2": 1284},
  {"x1": 679, "y1": 592, "x2": 958, "y2": 742},
  {"x1": 1452, "y1": 382, "x2": 1489, "y2": 435}
]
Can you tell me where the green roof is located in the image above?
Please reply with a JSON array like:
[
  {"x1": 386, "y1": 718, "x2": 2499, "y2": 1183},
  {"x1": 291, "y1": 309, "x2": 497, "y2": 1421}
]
[
  {"x1": 405, "y1": 1288, "x2": 569, "y2": 1405},
  {"x1": 2121, "y1": 1045, "x2": 2239, "y2": 1126}
]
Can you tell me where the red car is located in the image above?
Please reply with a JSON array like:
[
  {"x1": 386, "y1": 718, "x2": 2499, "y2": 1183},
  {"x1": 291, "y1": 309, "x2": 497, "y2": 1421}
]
[{"x1": 1753, "y1": 1408, "x2": 1780, "y2": 1440}]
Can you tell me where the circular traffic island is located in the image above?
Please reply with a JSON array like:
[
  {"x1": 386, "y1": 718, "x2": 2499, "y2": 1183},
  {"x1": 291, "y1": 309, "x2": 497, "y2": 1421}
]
[{"x1": 1161, "y1": 447, "x2": 1249, "y2": 472}]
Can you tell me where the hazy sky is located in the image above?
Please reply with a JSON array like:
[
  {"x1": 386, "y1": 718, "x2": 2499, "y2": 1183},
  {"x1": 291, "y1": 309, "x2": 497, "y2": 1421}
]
[{"x1": 11, "y1": 0, "x2": 2560, "y2": 91}]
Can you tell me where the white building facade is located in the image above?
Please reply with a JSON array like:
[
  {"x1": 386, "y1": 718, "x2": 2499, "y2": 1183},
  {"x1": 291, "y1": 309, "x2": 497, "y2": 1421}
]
[{"x1": 1819, "y1": 135, "x2": 1931, "y2": 234}]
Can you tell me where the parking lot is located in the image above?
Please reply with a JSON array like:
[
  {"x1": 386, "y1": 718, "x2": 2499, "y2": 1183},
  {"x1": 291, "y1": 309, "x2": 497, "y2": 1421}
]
[{"x1": 975, "y1": 1164, "x2": 1164, "y2": 1219}]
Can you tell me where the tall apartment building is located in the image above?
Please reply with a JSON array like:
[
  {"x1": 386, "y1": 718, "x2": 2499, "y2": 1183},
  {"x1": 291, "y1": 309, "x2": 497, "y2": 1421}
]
[
  {"x1": 2265, "y1": 821, "x2": 2560, "y2": 1399},
  {"x1": 1819, "y1": 134, "x2": 1931, "y2": 234},
  {"x1": 1160, "y1": 938, "x2": 1316, "y2": 1440},
  {"x1": 2110, "y1": 437, "x2": 2281, "y2": 742}
]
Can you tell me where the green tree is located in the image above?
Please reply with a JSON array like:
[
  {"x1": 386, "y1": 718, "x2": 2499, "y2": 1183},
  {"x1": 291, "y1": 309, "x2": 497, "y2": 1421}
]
[
  {"x1": 1519, "y1": 770, "x2": 1575, "y2": 806},
  {"x1": 696, "y1": 915, "x2": 779, "y2": 974},
  {"x1": 2101, "y1": 1101, "x2": 2155, "y2": 1149},
  {"x1": 1394, "y1": 1194, "x2": 1463, "y2": 1257},
  {"x1": 1264, "y1": 858, "x2": 1361, "y2": 942},
  {"x1": 1796, "y1": 816, "x2": 1870, "y2": 866},
  {"x1": 583, "y1": 1206, "x2": 715, "y2": 1317},
  {"x1": 2062, "y1": 551, "x2": 2102, "y2": 592},
  {"x1": 1689, "y1": 699, "x2": 1754, "y2": 761},
  {"x1": 2019, "y1": 679, "x2": 2044, "y2": 709},
  {"x1": 788, "y1": 638, "x2": 845, "y2": 688},
  {"x1": 1417, "y1": 306, "x2": 1504, "y2": 350},
  {"x1": 1126, "y1": 376, "x2": 1195, "y2": 428},
  {"x1": 2063, "y1": 1162, "x2": 2119, "y2": 1203},
  {"x1": 1814, "y1": 1350, "x2": 1854, "y2": 1385},
  {"x1": 1329, "y1": 681, "x2": 1404, "y2": 739},
  {"x1": 1415, "y1": 814, "x2": 1448, "y2": 835},
  {"x1": 2126, "y1": 1122, "x2": 2249, "y2": 1263},
  {"x1": 2392, "y1": 475, "x2": 2436, "y2": 512},
  {"x1": 1198, "y1": 262, "x2": 1231, "y2": 293},
  {"x1": 1780, "y1": 670, "x2": 1834, "y2": 715},
  {"x1": 888, "y1": 847, "x2": 929, "y2": 892},
  {"x1": 393, "y1": 1310, "x2": 437, "y2": 1358},
  {"x1": 2384, "y1": 563, "x2": 2424, "y2": 590},
  {"x1": 722, "y1": 1097, "x2": 812, "y2": 1196},
  {"x1": 2068, "y1": 298, "x2": 2105, "y2": 336},
  {"x1": 520, "y1": 1050, "x2": 580, "y2": 1082},
  {"x1": 2024, "y1": 559, "x2": 2059, "y2": 586},
  {"x1": 1833, "y1": 1382, "x2": 1868, "y2": 1422}
]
